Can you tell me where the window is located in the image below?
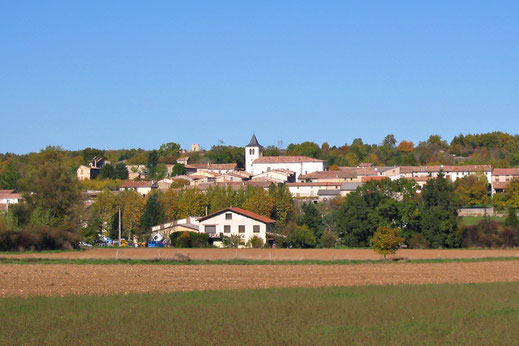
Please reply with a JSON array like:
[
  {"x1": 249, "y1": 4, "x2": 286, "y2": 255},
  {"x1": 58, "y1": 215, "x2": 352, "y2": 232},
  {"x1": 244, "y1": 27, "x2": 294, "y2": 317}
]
[
  {"x1": 253, "y1": 225, "x2": 260, "y2": 233},
  {"x1": 225, "y1": 213, "x2": 232, "y2": 220},
  {"x1": 224, "y1": 225, "x2": 231, "y2": 233},
  {"x1": 239, "y1": 225, "x2": 245, "y2": 233},
  {"x1": 205, "y1": 225, "x2": 216, "y2": 234}
]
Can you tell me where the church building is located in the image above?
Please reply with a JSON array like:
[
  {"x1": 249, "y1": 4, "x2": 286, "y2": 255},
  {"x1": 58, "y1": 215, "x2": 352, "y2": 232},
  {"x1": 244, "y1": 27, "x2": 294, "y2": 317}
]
[{"x1": 245, "y1": 135, "x2": 326, "y2": 180}]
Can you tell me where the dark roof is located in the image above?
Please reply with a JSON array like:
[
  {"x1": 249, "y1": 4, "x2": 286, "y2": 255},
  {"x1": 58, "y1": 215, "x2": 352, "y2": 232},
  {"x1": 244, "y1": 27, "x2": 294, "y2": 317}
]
[
  {"x1": 247, "y1": 134, "x2": 262, "y2": 147},
  {"x1": 199, "y1": 207, "x2": 275, "y2": 224}
]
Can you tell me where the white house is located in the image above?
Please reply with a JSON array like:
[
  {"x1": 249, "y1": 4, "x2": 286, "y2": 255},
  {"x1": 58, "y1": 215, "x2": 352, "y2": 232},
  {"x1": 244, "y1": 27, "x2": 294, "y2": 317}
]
[
  {"x1": 245, "y1": 135, "x2": 326, "y2": 180},
  {"x1": 198, "y1": 207, "x2": 275, "y2": 248},
  {"x1": 0, "y1": 190, "x2": 23, "y2": 212},
  {"x1": 118, "y1": 181, "x2": 158, "y2": 196}
]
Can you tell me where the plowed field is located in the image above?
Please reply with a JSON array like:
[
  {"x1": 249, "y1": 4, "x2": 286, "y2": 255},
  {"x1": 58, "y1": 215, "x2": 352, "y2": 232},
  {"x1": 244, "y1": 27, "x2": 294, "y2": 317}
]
[{"x1": 2, "y1": 261, "x2": 519, "y2": 297}]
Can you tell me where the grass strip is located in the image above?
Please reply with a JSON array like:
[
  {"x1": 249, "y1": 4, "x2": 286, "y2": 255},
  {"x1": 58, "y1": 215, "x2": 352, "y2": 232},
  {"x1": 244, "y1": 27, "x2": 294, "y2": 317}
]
[
  {"x1": 1, "y1": 256, "x2": 519, "y2": 265},
  {"x1": 2, "y1": 282, "x2": 519, "y2": 345}
]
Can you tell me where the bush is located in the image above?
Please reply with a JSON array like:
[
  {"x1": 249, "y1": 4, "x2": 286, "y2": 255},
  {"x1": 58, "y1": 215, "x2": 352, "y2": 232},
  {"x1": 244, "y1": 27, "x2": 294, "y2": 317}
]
[
  {"x1": 169, "y1": 231, "x2": 210, "y2": 248},
  {"x1": 408, "y1": 233, "x2": 428, "y2": 249},
  {"x1": 461, "y1": 219, "x2": 519, "y2": 248},
  {"x1": 222, "y1": 234, "x2": 241, "y2": 248},
  {"x1": 0, "y1": 224, "x2": 78, "y2": 251},
  {"x1": 246, "y1": 236, "x2": 264, "y2": 248},
  {"x1": 320, "y1": 230, "x2": 338, "y2": 248}
]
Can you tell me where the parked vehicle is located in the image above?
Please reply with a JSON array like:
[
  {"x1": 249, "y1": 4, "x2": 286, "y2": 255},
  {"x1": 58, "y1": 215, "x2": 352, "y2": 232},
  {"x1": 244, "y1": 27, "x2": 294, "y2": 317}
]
[
  {"x1": 78, "y1": 241, "x2": 93, "y2": 247},
  {"x1": 147, "y1": 240, "x2": 164, "y2": 248}
]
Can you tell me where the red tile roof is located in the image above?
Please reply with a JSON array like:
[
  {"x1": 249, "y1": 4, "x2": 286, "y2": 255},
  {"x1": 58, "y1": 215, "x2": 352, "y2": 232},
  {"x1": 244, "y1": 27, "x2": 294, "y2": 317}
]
[
  {"x1": 299, "y1": 170, "x2": 357, "y2": 179},
  {"x1": 493, "y1": 181, "x2": 510, "y2": 190},
  {"x1": 493, "y1": 168, "x2": 519, "y2": 176},
  {"x1": 187, "y1": 163, "x2": 237, "y2": 170},
  {"x1": 361, "y1": 176, "x2": 388, "y2": 182},
  {"x1": 119, "y1": 181, "x2": 156, "y2": 188},
  {"x1": 253, "y1": 156, "x2": 324, "y2": 163},
  {"x1": 199, "y1": 207, "x2": 275, "y2": 224},
  {"x1": 286, "y1": 182, "x2": 342, "y2": 187}
]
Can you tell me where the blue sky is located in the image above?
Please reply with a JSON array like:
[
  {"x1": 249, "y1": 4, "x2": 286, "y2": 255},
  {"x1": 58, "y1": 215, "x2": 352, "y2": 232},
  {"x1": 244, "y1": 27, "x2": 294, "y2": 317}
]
[{"x1": 1, "y1": 1, "x2": 518, "y2": 154}]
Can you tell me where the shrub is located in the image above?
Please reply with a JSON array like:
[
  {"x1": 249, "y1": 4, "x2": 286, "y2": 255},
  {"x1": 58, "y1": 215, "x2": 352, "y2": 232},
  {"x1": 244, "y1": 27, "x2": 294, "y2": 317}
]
[
  {"x1": 372, "y1": 226, "x2": 404, "y2": 259},
  {"x1": 408, "y1": 233, "x2": 428, "y2": 249},
  {"x1": 246, "y1": 236, "x2": 264, "y2": 248},
  {"x1": 169, "y1": 231, "x2": 210, "y2": 248},
  {"x1": 461, "y1": 219, "x2": 519, "y2": 248},
  {"x1": 0, "y1": 224, "x2": 78, "y2": 251},
  {"x1": 320, "y1": 230, "x2": 338, "y2": 248},
  {"x1": 222, "y1": 234, "x2": 241, "y2": 248}
]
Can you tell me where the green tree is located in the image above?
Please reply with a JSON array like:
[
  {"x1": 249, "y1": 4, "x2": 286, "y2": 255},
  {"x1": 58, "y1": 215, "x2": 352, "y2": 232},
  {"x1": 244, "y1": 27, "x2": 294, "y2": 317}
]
[
  {"x1": 140, "y1": 193, "x2": 165, "y2": 241},
  {"x1": 118, "y1": 190, "x2": 145, "y2": 240},
  {"x1": 289, "y1": 224, "x2": 317, "y2": 248},
  {"x1": 268, "y1": 184, "x2": 294, "y2": 228},
  {"x1": 297, "y1": 203, "x2": 324, "y2": 240},
  {"x1": 0, "y1": 160, "x2": 21, "y2": 190},
  {"x1": 420, "y1": 173, "x2": 461, "y2": 248},
  {"x1": 372, "y1": 226, "x2": 404, "y2": 259},
  {"x1": 320, "y1": 229, "x2": 338, "y2": 248},
  {"x1": 147, "y1": 150, "x2": 160, "y2": 178},
  {"x1": 98, "y1": 163, "x2": 117, "y2": 179},
  {"x1": 171, "y1": 163, "x2": 186, "y2": 176},
  {"x1": 20, "y1": 147, "x2": 83, "y2": 227},
  {"x1": 158, "y1": 142, "x2": 181, "y2": 163},
  {"x1": 115, "y1": 163, "x2": 129, "y2": 180},
  {"x1": 505, "y1": 207, "x2": 519, "y2": 229}
]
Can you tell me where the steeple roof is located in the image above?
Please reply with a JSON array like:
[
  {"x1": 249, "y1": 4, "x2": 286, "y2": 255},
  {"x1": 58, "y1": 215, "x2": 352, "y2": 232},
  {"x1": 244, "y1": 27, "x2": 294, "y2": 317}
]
[{"x1": 246, "y1": 134, "x2": 261, "y2": 147}]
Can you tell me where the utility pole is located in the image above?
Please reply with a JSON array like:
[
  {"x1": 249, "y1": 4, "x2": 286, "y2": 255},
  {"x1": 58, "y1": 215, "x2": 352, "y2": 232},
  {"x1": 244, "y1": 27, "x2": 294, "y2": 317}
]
[{"x1": 118, "y1": 207, "x2": 121, "y2": 247}]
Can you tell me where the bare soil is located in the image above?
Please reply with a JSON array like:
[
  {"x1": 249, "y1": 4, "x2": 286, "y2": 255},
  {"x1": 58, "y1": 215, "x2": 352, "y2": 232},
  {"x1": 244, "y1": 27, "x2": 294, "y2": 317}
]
[
  {"x1": 2, "y1": 261, "x2": 519, "y2": 297},
  {"x1": 3, "y1": 248, "x2": 519, "y2": 261}
]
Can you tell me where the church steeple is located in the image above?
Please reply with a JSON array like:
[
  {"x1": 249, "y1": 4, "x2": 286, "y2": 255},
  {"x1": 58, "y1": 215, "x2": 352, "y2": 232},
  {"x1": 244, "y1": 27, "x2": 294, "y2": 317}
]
[
  {"x1": 245, "y1": 134, "x2": 263, "y2": 174},
  {"x1": 247, "y1": 134, "x2": 261, "y2": 147}
]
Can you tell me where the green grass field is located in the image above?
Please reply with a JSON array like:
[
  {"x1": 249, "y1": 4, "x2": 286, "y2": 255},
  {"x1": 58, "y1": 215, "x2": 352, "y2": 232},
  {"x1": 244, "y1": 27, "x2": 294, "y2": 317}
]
[
  {"x1": 2, "y1": 256, "x2": 519, "y2": 266},
  {"x1": 461, "y1": 215, "x2": 506, "y2": 226},
  {"x1": 2, "y1": 283, "x2": 519, "y2": 345}
]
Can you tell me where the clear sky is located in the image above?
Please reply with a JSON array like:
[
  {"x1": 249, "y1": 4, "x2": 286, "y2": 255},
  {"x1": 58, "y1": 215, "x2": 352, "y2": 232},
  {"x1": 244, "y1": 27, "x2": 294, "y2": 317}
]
[{"x1": 1, "y1": 1, "x2": 518, "y2": 154}]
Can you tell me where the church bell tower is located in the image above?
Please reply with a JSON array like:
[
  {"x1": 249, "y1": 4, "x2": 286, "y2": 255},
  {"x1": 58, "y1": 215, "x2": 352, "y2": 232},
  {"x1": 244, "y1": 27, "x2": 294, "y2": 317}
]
[{"x1": 245, "y1": 134, "x2": 263, "y2": 174}]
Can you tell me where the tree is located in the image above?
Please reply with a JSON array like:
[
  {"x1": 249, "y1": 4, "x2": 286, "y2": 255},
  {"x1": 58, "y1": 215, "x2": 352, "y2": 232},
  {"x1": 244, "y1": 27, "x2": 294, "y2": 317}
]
[
  {"x1": 98, "y1": 163, "x2": 117, "y2": 179},
  {"x1": 158, "y1": 142, "x2": 181, "y2": 163},
  {"x1": 269, "y1": 184, "x2": 294, "y2": 229},
  {"x1": 140, "y1": 193, "x2": 165, "y2": 241},
  {"x1": 171, "y1": 163, "x2": 186, "y2": 176},
  {"x1": 20, "y1": 147, "x2": 83, "y2": 227},
  {"x1": 92, "y1": 190, "x2": 119, "y2": 229},
  {"x1": 147, "y1": 150, "x2": 160, "y2": 178},
  {"x1": 118, "y1": 190, "x2": 145, "y2": 240},
  {"x1": 505, "y1": 207, "x2": 519, "y2": 229},
  {"x1": 320, "y1": 230, "x2": 338, "y2": 248},
  {"x1": 243, "y1": 186, "x2": 275, "y2": 218},
  {"x1": 454, "y1": 175, "x2": 489, "y2": 206},
  {"x1": 160, "y1": 189, "x2": 180, "y2": 221},
  {"x1": 289, "y1": 224, "x2": 317, "y2": 248},
  {"x1": 397, "y1": 141, "x2": 414, "y2": 152},
  {"x1": 420, "y1": 173, "x2": 461, "y2": 248},
  {"x1": 383, "y1": 134, "x2": 397, "y2": 148},
  {"x1": 0, "y1": 160, "x2": 21, "y2": 190},
  {"x1": 503, "y1": 178, "x2": 519, "y2": 208},
  {"x1": 178, "y1": 188, "x2": 209, "y2": 218},
  {"x1": 372, "y1": 226, "x2": 404, "y2": 259},
  {"x1": 115, "y1": 163, "x2": 129, "y2": 180},
  {"x1": 297, "y1": 203, "x2": 324, "y2": 240}
]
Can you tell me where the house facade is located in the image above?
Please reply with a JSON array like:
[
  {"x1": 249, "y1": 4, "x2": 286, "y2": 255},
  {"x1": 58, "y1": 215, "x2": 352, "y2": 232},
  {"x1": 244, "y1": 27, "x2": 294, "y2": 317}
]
[{"x1": 198, "y1": 207, "x2": 275, "y2": 248}]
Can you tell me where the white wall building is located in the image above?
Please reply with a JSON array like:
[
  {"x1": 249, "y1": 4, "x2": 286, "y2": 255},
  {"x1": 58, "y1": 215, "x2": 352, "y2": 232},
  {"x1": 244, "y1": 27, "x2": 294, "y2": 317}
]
[
  {"x1": 245, "y1": 135, "x2": 326, "y2": 180},
  {"x1": 198, "y1": 207, "x2": 275, "y2": 248}
]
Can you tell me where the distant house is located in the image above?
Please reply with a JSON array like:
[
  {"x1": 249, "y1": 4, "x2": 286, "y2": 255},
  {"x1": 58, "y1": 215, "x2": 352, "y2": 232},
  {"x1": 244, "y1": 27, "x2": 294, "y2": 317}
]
[
  {"x1": 118, "y1": 181, "x2": 158, "y2": 196},
  {"x1": 198, "y1": 207, "x2": 275, "y2": 248},
  {"x1": 492, "y1": 168, "x2": 519, "y2": 194},
  {"x1": 286, "y1": 182, "x2": 341, "y2": 200},
  {"x1": 252, "y1": 169, "x2": 295, "y2": 183},
  {"x1": 76, "y1": 156, "x2": 109, "y2": 180},
  {"x1": 0, "y1": 190, "x2": 23, "y2": 212},
  {"x1": 185, "y1": 163, "x2": 238, "y2": 175},
  {"x1": 126, "y1": 165, "x2": 147, "y2": 180}
]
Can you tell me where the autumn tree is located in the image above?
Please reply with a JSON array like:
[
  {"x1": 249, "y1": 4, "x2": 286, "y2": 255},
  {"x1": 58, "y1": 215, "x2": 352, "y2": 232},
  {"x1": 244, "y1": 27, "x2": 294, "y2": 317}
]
[
  {"x1": 118, "y1": 190, "x2": 145, "y2": 240},
  {"x1": 177, "y1": 188, "x2": 209, "y2": 218},
  {"x1": 454, "y1": 175, "x2": 489, "y2": 206},
  {"x1": 243, "y1": 186, "x2": 275, "y2": 218},
  {"x1": 268, "y1": 184, "x2": 294, "y2": 229},
  {"x1": 160, "y1": 188, "x2": 180, "y2": 221},
  {"x1": 397, "y1": 140, "x2": 414, "y2": 152},
  {"x1": 372, "y1": 226, "x2": 404, "y2": 259}
]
